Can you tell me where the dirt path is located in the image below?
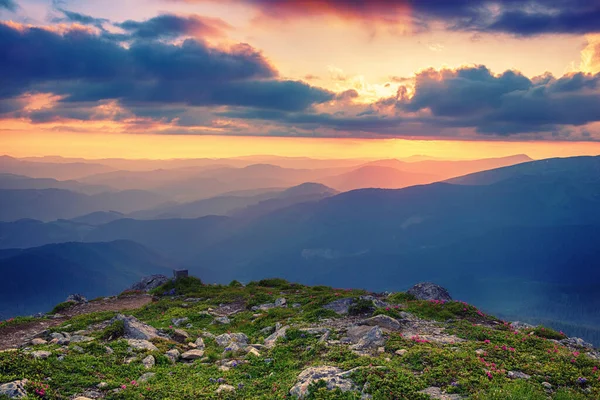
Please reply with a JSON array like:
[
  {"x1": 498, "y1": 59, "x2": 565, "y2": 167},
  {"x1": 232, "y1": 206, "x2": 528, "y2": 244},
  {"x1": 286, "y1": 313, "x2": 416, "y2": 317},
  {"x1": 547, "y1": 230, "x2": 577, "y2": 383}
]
[{"x1": 0, "y1": 295, "x2": 153, "y2": 351}]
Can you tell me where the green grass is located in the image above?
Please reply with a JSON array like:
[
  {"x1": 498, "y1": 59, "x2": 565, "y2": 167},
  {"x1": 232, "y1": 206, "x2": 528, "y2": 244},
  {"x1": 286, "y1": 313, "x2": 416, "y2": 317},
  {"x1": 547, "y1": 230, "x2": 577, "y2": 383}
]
[{"x1": 1, "y1": 280, "x2": 599, "y2": 399}]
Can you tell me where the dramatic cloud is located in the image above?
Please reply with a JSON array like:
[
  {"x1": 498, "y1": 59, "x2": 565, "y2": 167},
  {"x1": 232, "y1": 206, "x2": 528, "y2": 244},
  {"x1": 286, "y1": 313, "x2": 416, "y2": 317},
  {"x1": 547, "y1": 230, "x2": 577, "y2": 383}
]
[
  {"x1": 52, "y1": 8, "x2": 109, "y2": 28},
  {"x1": 117, "y1": 14, "x2": 230, "y2": 40},
  {"x1": 0, "y1": 0, "x2": 17, "y2": 11},
  {"x1": 397, "y1": 66, "x2": 600, "y2": 134},
  {"x1": 0, "y1": 22, "x2": 333, "y2": 115},
  {"x1": 174, "y1": 0, "x2": 600, "y2": 35}
]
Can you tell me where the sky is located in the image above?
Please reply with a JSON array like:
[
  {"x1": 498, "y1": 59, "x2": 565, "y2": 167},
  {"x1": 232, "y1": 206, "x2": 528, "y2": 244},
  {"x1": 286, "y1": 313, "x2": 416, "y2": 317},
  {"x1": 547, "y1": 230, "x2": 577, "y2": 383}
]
[{"x1": 1, "y1": 0, "x2": 600, "y2": 159}]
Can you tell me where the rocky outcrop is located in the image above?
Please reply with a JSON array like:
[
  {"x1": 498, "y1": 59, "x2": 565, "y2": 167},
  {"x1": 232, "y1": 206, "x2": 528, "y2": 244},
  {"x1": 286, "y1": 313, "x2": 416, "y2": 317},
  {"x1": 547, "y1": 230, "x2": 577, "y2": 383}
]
[
  {"x1": 359, "y1": 315, "x2": 403, "y2": 331},
  {"x1": 290, "y1": 366, "x2": 356, "y2": 398},
  {"x1": 215, "y1": 333, "x2": 249, "y2": 352},
  {"x1": 114, "y1": 314, "x2": 162, "y2": 340},
  {"x1": 264, "y1": 326, "x2": 289, "y2": 349},
  {"x1": 66, "y1": 294, "x2": 88, "y2": 303},
  {"x1": 0, "y1": 380, "x2": 28, "y2": 399},
  {"x1": 128, "y1": 275, "x2": 170, "y2": 292},
  {"x1": 407, "y1": 282, "x2": 452, "y2": 301},
  {"x1": 323, "y1": 298, "x2": 354, "y2": 315},
  {"x1": 127, "y1": 339, "x2": 159, "y2": 352}
]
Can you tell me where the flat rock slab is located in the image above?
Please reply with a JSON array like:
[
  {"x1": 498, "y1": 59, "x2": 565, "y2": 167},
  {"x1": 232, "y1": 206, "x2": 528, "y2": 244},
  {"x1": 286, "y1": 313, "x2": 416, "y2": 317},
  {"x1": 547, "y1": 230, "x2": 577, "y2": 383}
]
[
  {"x1": 359, "y1": 315, "x2": 403, "y2": 331},
  {"x1": 181, "y1": 349, "x2": 205, "y2": 360},
  {"x1": 115, "y1": 314, "x2": 162, "y2": 340}
]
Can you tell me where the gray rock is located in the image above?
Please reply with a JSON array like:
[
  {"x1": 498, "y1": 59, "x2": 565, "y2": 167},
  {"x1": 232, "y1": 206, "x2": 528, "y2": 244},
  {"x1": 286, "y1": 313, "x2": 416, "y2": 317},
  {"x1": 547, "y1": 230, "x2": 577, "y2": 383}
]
[
  {"x1": 127, "y1": 339, "x2": 158, "y2": 352},
  {"x1": 181, "y1": 349, "x2": 205, "y2": 360},
  {"x1": 30, "y1": 338, "x2": 47, "y2": 346},
  {"x1": 507, "y1": 371, "x2": 531, "y2": 380},
  {"x1": 114, "y1": 314, "x2": 162, "y2": 340},
  {"x1": 31, "y1": 350, "x2": 52, "y2": 359},
  {"x1": 72, "y1": 345, "x2": 84, "y2": 353},
  {"x1": 350, "y1": 326, "x2": 385, "y2": 351},
  {"x1": 215, "y1": 333, "x2": 249, "y2": 348},
  {"x1": 264, "y1": 326, "x2": 289, "y2": 348},
  {"x1": 214, "y1": 316, "x2": 231, "y2": 324},
  {"x1": 359, "y1": 315, "x2": 402, "y2": 331},
  {"x1": 419, "y1": 387, "x2": 464, "y2": 400},
  {"x1": 171, "y1": 329, "x2": 189, "y2": 343},
  {"x1": 0, "y1": 380, "x2": 28, "y2": 398},
  {"x1": 275, "y1": 298, "x2": 287, "y2": 307},
  {"x1": 542, "y1": 382, "x2": 553, "y2": 390},
  {"x1": 97, "y1": 382, "x2": 108, "y2": 389},
  {"x1": 128, "y1": 275, "x2": 170, "y2": 292},
  {"x1": 66, "y1": 294, "x2": 87, "y2": 303},
  {"x1": 407, "y1": 282, "x2": 452, "y2": 301},
  {"x1": 142, "y1": 355, "x2": 155, "y2": 369},
  {"x1": 253, "y1": 303, "x2": 276, "y2": 312},
  {"x1": 165, "y1": 349, "x2": 180, "y2": 363},
  {"x1": 194, "y1": 337, "x2": 205, "y2": 349},
  {"x1": 138, "y1": 373, "x2": 155, "y2": 383},
  {"x1": 171, "y1": 317, "x2": 189, "y2": 327},
  {"x1": 560, "y1": 337, "x2": 594, "y2": 349},
  {"x1": 323, "y1": 298, "x2": 355, "y2": 315},
  {"x1": 290, "y1": 366, "x2": 356, "y2": 398},
  {"x1": 70, "y1": 335, "x2": 94, "y2": 343},
  {"x1": 510, "y1": 321, "x2": 535, "y2": 330}
]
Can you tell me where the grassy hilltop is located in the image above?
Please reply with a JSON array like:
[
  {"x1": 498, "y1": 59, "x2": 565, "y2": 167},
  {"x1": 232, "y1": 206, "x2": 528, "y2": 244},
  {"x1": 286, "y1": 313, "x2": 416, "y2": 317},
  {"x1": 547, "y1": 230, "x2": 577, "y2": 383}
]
[{"x1": 1, "y1": 277, "x2": 599, "y2": 399}]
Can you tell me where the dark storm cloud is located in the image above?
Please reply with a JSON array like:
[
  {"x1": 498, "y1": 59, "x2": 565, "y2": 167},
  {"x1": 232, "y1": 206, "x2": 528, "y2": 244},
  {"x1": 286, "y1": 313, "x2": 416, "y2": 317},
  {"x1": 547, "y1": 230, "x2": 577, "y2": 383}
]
[
  {"x1": 0, "y1": 22, "x2": 333, "y2": 113},
  {"x1": 175, "y1": 0, "x2": 600, "y2": 35}
]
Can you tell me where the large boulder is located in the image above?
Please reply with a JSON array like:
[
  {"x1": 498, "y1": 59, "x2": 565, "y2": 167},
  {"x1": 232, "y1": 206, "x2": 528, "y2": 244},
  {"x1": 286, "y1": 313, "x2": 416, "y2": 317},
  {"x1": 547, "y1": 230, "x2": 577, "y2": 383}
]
[
  {"x1": 290, "y1": 366, "x2": 356, "y2": 398},
  {"x1": 407, "y1": 283, "x2": 452, "y2": 301},
  {"x1": 128, "y1": 275, "x2": 171, "y2": 292},
  {"x1": 114, "y1": 314, "x2": 162, "y2": 340}
]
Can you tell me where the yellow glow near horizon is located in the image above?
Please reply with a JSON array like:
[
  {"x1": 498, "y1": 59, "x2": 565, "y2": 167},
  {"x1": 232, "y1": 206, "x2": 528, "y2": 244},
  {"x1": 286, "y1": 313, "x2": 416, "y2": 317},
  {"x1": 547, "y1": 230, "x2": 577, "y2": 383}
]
[{"x1": 2, "y1": 131, "x2": 599, "y2": 161}]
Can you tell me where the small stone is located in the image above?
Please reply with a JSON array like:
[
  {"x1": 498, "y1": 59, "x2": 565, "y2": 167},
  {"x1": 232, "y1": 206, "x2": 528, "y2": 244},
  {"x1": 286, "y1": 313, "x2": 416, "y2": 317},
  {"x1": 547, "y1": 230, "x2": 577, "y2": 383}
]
[
  {"x1": 30, "y1": 338, "x2": 47, "y2": 346},
  {"x1": 215, "y1": 316, "x2": 231, "y2": 324},
  {"x1": 475, "y1": 349, "x2": 485, "y2": 356},
  {"x1": 105, "y1": 346, "x2": 114, "y2": 355},
  {"x1": 31, "y1": 350, "x2": 52, "y2": 359},
  {"x1": 395, "y1": 349, "x2": 407, "y2": 356},
  {"x1": 275, "y1": 322, "x2": 283, "y2": 331},
  {"x1": 292, "y1": 303, "x2": 301, "y2": 308},
  {"x1": 138, "y1": 373, "x2": 155, "y2": 383},
  {"x1": 216, "y1": 384, "x2": 235, "y2": 394},
  {"x1": 165, "y1": 349, "x2": 180, "y2": 363},
  {"x1": 72, "y1": 346, "x2": 84, "y2": 353},
  {"x1": 194, "y1": 337, "x2": 205, "y2": 349},
  {"x1": 97, "y1": 382, "x2": 108, "y2": 389},
  {"x1": 542, "y1": 382, "x2": 553, "y2": 390},
  {"x1": 181, "y1": 349, "x2": 205, "y2": 360},
  {"x1": 507, "y1": 371, "x2": 531, "y2": 380},
  {"x1": 419, "y1": 387, "x2": 463, "y2": 400},
  {"x1": 124, "y1": 357, "x2": 138, "y2": 364},
  {"x1": 127, "y1": 339, "x2": 159, "y2": 352},
  {"x1": 275, "y1": 298, "x2": 287, "y2": 307},
  {"x1": 142, "y1": 355, "x2": 155, "y2": 369},
  {"x1": 377, "y1": 347, "x2": 385, "y2": 353},
  {"x1": 73, "y1": 397, "x2": 93, "y2": 400},
  {"x1": 260, "y1": 326, "x2": 275, "y2": 335},
  {"x1": 171, "y1": 329, "x2": 190, "y2": 343},
  {"x1": 219, "y1": 365, "x2": 230, "y2": 372}
]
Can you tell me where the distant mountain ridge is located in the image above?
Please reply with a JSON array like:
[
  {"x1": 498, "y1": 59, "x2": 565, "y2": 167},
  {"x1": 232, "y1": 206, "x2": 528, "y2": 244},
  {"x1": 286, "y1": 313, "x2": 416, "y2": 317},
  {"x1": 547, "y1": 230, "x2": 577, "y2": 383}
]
[{"x1": 0, "y1": 240, "x2": 173, "y2": 319}]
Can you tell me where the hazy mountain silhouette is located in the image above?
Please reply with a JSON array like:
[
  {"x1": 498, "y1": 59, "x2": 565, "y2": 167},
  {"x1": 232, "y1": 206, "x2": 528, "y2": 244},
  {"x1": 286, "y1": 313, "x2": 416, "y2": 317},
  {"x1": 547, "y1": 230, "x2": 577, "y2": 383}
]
[
  {"x1": 0, "y1": 240, "x2": 173, "y2": 318},
  {"x1": 0, "y1": 156, "x2": 114, "y2": 180},
  {"x1": 130, "y1": 182, "x2": 337, "y2": 220},
  {"x1": 0, "y1": 188, "x2": 169, "y2": 222},
  {"x1": 0, "y1": 173, "x2": 111, "y2": 194},
  {"x1": 319, "y1": 166, "x2": 440, "y2": 191}
]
